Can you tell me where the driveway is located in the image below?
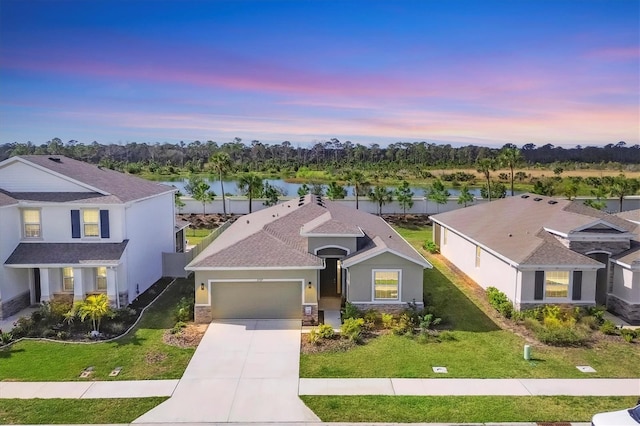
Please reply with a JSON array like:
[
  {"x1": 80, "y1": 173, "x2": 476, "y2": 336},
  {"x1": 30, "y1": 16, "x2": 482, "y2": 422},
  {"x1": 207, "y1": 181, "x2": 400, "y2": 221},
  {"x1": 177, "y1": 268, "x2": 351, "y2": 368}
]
[{"x1": 134, "y1": 319, "x2": 319, "y2": 423}]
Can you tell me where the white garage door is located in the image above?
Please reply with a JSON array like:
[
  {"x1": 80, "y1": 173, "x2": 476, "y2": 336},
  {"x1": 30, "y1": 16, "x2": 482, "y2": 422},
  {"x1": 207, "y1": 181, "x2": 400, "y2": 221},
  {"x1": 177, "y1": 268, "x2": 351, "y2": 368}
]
[{"x1": 211, "y1": 281, "x2": 302, "y2": 319}]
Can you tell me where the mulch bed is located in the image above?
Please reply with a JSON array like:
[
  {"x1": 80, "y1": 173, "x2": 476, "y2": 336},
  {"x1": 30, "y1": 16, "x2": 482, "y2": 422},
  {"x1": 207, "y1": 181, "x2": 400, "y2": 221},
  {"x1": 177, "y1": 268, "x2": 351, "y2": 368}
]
[
  {"x1": 177, "y1": 213, "x2": 239, "y2": 229},
  {"x1": 162, "y1": 323, "x2": 208, "y2": 348}
]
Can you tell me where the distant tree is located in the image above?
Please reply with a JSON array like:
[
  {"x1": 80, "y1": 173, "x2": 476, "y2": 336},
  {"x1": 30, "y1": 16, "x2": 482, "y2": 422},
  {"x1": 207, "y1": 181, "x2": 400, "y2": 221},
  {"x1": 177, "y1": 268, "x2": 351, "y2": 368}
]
[
  {"x1": 368, "y1": 185, "x2": 393, "y2": 215},
  {"x1": 209, "y1": 152, "x2": 232, "y2": 217},
  {"x1": 610, "y1": 175, "x2": 639, "y2": 212},
  {"x1": 563, "y1": 181, "x2": 579, "y2": 200},
  {"x1": 499, "y1": 146, "x2": 523, "y2": 196},
  {"x1": 553, "y1": 166, "x2": 564, "y2": 176},
  {"x1": 476, "y1": 157, "x2": 497, "y2": 201},
  {"x1": 481, "y1": 182, "x2": 507, "y2": 199},
  {"x1": 395, "y1": 180, "x2": 414, "y2": 215},
  {"x1": 296, "y1": 184, "x2": 309, "y2": 196},
  {"x1": 174, "y1": 189, "x2": 185, "y2": 213},
  {"x1": 457, "y1": 185, "x2": 474, "y2": 207},
  {"x1": 238, "y1": 173, "x2": 263, "y2": 213},
  {"x1": 532, "y1": 178, "x2": 556, "y2": 197},
  {"x1": 346, "y1": 170, "x2": 368, "y2": 209},
  {"x1": 262, "y1": 182, "x2": 281, "y2": 206},
  {"x1": 310, "y1": 182, "x2": 324, "y2": 196},
  {"x1": 584, "y1": 185, "x2": 609, "y2": 211},
  {"x1": 326, "y1": 181, "x2": 347, "y2": 200},
  {"x1": 185, "y1": 175, "x2": 215, "y2": 215},
  {"x1": 428, "y1": 179, "x2": 450, "y2": 213}
]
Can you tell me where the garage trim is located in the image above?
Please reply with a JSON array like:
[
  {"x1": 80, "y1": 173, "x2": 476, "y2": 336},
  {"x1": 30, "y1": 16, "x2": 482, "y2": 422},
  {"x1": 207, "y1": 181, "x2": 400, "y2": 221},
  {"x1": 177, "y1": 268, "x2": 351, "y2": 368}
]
[{"x1": 196, "y1": 278, "x2": 313, "y2": 307}]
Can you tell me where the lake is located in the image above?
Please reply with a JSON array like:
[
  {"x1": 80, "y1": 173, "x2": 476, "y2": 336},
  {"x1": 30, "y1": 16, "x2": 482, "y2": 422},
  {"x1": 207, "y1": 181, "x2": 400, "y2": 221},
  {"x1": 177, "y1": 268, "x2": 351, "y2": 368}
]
[{"x1": 161, "y1": 178, "x2": 488, "y2": 197}]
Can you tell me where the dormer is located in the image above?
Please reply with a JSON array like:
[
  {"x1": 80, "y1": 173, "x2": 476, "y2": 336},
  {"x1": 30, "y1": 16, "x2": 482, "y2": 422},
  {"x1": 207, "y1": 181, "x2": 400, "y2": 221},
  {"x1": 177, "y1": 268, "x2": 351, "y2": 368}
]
[{"x1": 545, "y1": 219, "x2": 633, "y2": 256}]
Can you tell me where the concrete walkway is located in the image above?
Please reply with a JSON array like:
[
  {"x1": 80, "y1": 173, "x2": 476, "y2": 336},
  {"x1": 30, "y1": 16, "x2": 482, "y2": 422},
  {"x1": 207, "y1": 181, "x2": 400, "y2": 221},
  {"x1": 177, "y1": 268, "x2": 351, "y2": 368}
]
[
  {"x1": 133, "y1": 319, "x2": 319, "y2": 423},
  {"x1": 0, "y1": 380, "x2": 178, "y2": 399}
]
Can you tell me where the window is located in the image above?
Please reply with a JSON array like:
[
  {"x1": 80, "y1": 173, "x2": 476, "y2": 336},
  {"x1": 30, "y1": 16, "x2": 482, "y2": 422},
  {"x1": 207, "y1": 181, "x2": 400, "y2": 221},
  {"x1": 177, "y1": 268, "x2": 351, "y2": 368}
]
[
  {"x1": 475, "y1": 246, "x2": 481, "y2": 267},
  {"x1": 545, "y1": 271, "x2": 570, "y2": 298},
  {"x1": 96, "y1": 267, "x2": 107, "y2": 291},
  {"x1": 373, "y1": 270, "x2": 400, "y2": 300},
  {"x1": 22, "y1": 209, "x2": 41, "y2": 238},
  {"x1": 62, "y1": 267, "x2": 74, "y2": 292},
  {"x1": 83, "y1": 209, "x2": 100, "y2": 237}
]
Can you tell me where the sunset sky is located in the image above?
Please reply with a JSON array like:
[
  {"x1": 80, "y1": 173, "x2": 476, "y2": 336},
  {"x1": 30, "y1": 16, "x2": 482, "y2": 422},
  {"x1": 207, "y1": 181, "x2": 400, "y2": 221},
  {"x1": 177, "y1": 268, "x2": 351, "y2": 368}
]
[{"x1": 0, "y1": 0, "x2": 638, "y2": 148}]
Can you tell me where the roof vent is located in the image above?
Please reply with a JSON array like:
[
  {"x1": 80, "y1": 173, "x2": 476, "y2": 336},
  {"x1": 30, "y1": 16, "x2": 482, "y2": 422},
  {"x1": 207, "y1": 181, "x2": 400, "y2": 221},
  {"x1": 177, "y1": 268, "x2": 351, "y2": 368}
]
[
  {"x1": 521, "y1": 195, "x2": 530, "y2": 199},
  {"x1": 533, "y1": 197, "x2": 543, "y2": 201},
  {"x1": 48, "y1": 157, "x2": 62, "y2": 163},
  {"x1": 548, "y1": 200, "x2": 558, "y2": 205}
]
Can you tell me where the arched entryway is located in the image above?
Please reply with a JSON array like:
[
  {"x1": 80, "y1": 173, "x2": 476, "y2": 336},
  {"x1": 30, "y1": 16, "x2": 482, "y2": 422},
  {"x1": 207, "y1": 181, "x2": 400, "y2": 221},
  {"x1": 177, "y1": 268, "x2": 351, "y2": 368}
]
[{"x1": 316, "y1": 247, "x2": 349, "y2": 299}]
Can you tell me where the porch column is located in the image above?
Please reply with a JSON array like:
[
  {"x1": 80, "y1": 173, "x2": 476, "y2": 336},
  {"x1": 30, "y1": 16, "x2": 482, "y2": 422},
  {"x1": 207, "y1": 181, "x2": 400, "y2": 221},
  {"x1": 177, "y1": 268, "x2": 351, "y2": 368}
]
[
  {"x1": 40, "y1": 268, "x2": 51, "y2": 302},
  {"x1": 106, "y1": 267, "x2": 118, "y2": 307},
  {"x1": 73, "y1": 268, "x2": 84, "y2": 301}
]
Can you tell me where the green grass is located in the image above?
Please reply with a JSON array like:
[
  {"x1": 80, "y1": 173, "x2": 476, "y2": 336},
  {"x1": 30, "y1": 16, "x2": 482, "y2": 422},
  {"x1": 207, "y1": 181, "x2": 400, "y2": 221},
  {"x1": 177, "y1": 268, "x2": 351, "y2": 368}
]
[
  {"x1": 300, "y1": 224, "x2": 640, "y2": 378},
  {"x1": 0, "y1": 397, "x2": 167, "y2": 424},
  {"x1": 301, "y1": 395, "x2": 638, "y2": 423},
  {"x1": 0, "y1": 278, "x2": 196, "y2": 381},
  {"x1": 186, "y1": 228, "x2": 214, "y2": 245}
]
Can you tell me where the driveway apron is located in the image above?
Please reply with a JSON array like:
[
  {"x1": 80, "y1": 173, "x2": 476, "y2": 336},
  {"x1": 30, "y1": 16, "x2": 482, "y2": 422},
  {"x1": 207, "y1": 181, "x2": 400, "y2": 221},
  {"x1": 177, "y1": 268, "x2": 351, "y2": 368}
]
[{"x1": 134, "y1": 319, "x2": 319, "y2": 423}]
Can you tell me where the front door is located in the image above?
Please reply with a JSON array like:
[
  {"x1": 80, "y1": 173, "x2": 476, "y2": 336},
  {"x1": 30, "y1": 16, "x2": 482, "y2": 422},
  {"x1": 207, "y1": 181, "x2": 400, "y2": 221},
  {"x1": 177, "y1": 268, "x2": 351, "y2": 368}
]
[
  {"x1": 590, "y1": 253, "x2": 609, "y2": 306},
  {"x1": 33, "y1": 268, "x2": 41, "y2": 304},
  {"x1": 320, "y1": 258, "x2": 339, "y2": 297}
]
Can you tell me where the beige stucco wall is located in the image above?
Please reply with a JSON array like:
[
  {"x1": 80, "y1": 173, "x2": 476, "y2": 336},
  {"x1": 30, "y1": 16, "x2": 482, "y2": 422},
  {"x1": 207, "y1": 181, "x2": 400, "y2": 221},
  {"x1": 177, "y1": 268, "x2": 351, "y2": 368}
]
[
  {"x1": 611, "y1": 264, "x2": 640, "y2": 304},
  {"x1": 307, "y1": 236, "x2": 357, "y2": 255},
  {"x1": 520, "y1": 270, "x2": 597, "y2": 304},
  {"x1": 346, "y1": 252, "x2": 424, "y2": 304},
  {"x1": 194, "y1": 268, "x2": 319, "y2": 305}
]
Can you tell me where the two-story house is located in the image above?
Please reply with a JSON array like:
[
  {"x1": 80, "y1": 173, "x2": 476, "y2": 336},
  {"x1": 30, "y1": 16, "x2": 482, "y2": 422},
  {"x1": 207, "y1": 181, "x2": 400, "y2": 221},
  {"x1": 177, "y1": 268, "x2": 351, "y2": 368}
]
[{"x1": 0, "y1": 155, "x2": 176, "y2": 319}]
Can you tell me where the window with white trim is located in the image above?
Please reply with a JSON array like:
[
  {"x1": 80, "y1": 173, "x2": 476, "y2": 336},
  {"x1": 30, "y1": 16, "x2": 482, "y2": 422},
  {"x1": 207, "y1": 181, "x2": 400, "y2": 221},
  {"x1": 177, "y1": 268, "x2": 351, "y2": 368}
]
[
  {"x1": 22, "y1": 209, "x2": 41, "y2": 238},
  {"x1": 475, "y1": 245, "x2": 481, "y2": 267},
  {"x1": 83, "y1": 209, "x2": 100, "y2": 237},
  {"x1": 545, "y1": 271, "x2": 570, "y2": 298},
  {"x1": 96, "y1": 267, "x2": 107, "y2": 291},
  {"x1": 62, "y1": 267, "x2": 74, "y2": 292},
  {"x1": 373, "y1": 270, "x2": 400, "y2": 300}
]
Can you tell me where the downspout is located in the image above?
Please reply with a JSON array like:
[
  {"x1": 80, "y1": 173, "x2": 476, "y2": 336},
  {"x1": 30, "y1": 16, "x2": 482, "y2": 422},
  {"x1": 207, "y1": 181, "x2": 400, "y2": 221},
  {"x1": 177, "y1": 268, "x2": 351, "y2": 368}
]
[{"x1": 514, "y1": 268, "x2": 519, "y2": 310}]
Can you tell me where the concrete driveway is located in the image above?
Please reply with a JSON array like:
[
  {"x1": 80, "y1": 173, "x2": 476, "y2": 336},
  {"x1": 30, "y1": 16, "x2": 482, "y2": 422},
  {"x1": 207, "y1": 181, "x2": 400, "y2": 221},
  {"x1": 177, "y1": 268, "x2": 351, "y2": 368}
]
[{"x1": 134, "y1": 320, "x2": 319, "y2": 423}]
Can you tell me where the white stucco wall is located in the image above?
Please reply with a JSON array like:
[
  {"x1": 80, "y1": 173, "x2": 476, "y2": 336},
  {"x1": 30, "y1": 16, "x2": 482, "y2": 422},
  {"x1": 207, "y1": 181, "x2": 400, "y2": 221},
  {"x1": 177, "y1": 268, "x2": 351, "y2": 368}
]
[
  {"x1": 612, "y1": 264, "x2": 640, "y2": 304},
  {"x1": 124, "y1": 193, "x2": 175, "y2": 297},
  {"x1": 439, "y1": 226, "x2": 518, "y2": 301}
]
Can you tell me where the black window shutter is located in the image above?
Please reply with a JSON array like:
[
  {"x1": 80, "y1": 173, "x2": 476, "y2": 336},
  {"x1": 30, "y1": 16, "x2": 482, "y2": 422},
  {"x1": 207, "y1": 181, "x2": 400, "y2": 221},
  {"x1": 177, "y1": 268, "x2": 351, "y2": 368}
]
[
  {"x1": 71, "y1": 210, "x2": 81, "y2": 238},
  {"x1": 534, "y1": 271, "x2": 544, "y2": 300},
  {"x1": 572, "y1": 271, "x2": 582, "y2": 301},
  {"x1": 100, "y1": 210, "x2": 110, "y2": 238}
]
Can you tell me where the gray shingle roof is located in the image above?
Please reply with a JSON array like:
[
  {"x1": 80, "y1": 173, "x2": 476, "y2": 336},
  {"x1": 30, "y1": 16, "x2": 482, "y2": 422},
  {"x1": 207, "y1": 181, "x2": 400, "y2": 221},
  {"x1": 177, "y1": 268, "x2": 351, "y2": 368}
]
[
  {"x1": 12, "y1": 156, "x2": 174, "y2": 203},
  {"x1": 5, "y1": 241, "x2": 128, "y2": 265},
  {"x1": 431, "y1": 194, "x2": 635, "y2": 267},
  {"x1": 187, "y1": 195, "x2": 430, "y2": 270},
  {"x1": 613, "y1": 241, "x2": 640, "y2": 269},
  {"x1": 0, "y1": 190, "x2": 17, "y2": 207},
  {"x1": 616, "y1": 209, "x2": 640, "y2": 224}
]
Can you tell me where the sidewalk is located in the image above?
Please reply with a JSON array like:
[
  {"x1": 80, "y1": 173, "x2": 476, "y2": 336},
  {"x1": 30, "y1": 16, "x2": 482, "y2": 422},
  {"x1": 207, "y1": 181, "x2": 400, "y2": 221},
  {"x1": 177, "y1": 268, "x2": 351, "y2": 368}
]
[{"x1": 1, "y1": 377, "x2": 638, "y2": 398}]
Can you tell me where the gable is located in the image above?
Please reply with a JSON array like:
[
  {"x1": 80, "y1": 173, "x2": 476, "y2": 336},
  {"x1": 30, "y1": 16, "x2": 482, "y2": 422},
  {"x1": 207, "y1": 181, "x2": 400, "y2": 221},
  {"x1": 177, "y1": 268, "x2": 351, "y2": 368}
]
[{"x1": 0, "y1": 160, "x2": 91, "y2": 193}]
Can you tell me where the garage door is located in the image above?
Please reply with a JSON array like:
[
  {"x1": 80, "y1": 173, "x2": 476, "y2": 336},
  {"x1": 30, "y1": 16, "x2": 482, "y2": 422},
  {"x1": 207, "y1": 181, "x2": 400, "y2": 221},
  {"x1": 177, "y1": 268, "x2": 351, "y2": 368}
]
[{"x1": 211, "y1": 281, "x2": 302, "y2": 319}]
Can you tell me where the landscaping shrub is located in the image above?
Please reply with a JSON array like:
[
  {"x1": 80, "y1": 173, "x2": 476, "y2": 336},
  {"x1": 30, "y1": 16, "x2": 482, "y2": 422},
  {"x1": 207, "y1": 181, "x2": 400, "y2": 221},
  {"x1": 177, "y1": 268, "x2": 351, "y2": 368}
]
[
  {"x1": 0, "y1": 331, "x2": 13, "y2": 345},
  {"x1": 341, "y1": 302, "x2": 361, "y2": 320},
  {"x1": 363, "y1": 310, "x2": 379, "y2": 330},
  {"x1": 381, "y1": 313, "x2": 395, "y2": 329},
  {"x1": 308, "y1": 328, "x2": 321, "y2": 345},
  {"x1": 174, "y1": 297, "x2": 194, "y2": 322},
  {"x1": 392, "y1": 313, "x2": 415, "y2": 336},
  {"x1": 340, "y1": 318, "x2": 364, "y2": 342},
  {"x1": 587, "y1": 306, "x2": 606, "y2": 325},
  {"x1": 535, "y1": 325, "x2": 589, "y2": 347},
  {"x1": 620, "y1": 328, "x2": 636, "y2": 343},
  {"x1": 486, "y1": 287, "x2": 514, "y2": 318},
  {"x1": 599, "y1": 320, "x2": 618, "y2": 335},
  {"x1": 316, "y1": 323, "x2": 335, "y2": 339},
  {"x1": 102, "y1": 321, "x2": 127, "y2": 336},
  {"x1": 418, "y1": 314, "x2": 441, "y2": 334},
  {"x1": 423, "y1": 241, "x2": 439, "y2": 254},
  {"x1": 170, "y1": 321, "x2": 187, "y2": 334}
]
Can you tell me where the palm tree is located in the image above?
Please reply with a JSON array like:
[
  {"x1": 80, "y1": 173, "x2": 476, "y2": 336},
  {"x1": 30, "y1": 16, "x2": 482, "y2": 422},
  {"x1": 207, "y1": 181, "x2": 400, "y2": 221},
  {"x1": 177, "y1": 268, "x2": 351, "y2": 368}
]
[
  {"x1": 499, "y1": 146, "x2": 523, "y2": 196},
  {"x1": 78, "y1": 294, "x2": 111, "y2": 334},
  {"x1": 610, "y1": 174, "x2": 639, "y2": 212},
  {"x1": 209, "y1": 152, "x2": 232, "y2": 217},
  {"x1": 238, "y1": 173, "x2": 263, "y2": 213},
  {"x1": 476, "y1": 157, "x2": 497, "y2": 201},
  {"x1": 368, "y1": 185, "x2": 393, "y2": 215},
  {"x1": 346, "y1": 170, "x2": 367, "y2": 209}
]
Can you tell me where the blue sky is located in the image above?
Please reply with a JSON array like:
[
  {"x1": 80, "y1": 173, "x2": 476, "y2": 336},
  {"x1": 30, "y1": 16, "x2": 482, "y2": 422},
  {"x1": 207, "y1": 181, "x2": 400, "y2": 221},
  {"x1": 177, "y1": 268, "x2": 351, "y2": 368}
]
[{"x1": 1, "y1": 0, "x2": 638, "y2": 147}]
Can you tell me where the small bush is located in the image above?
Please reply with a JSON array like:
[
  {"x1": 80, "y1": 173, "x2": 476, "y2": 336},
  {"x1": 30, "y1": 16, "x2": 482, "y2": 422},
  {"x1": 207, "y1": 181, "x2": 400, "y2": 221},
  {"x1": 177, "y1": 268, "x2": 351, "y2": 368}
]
[
  {"x1": 308, "y1": 328, "x2": 321, "y2": 345},
  {"x1": 620, "y1": 328, "x2": 636, "y2": 343},
  {"x1": 341, "y1": 302, "x2": 361, "y2": 320},
  {"x1": 418, "y1": 314, "x2": 441, "y2": 334},
  {"x1": 486, "y1": 287, "x2": 514, "y2": 318},
  {"x1": 363, "y1": 310, "x2": 379, "y2": 328},
  {"x1": 10, "y1": 316, "x2": 35, "y2": 339},
  {"x1": 56, "y1": 331, "x2": 70, "y2": 340},
  {"x1": 599, "y1": 320, "x2": 618, "y2": 335},
  {"x1": 381, "y1": 313, "x2": 395, "y2": 329},
  {"x1": 587, "y1": 306, "x2": 606, "y2": 325},
  {"x1": 392, "y1": 313, "x2": 415, "y2": 336},
  {"x1": 170, "y1": 321, "x2": 187, "y2": 334},
  {"x1": 340, "y1": 318, "x2": 364, "y2": 342},
  {"x1": 423, "y1": 241, "x2": 439, "y2": 254},
  {"x1": 316, "y1": 323, "x2": 335, "y2": 339},
  {"x1": 174, "y1": 297, "x2": 193, "y2": 322},
  {"x1": 0, "y1": 331, "x2": 13, "y2": 345},
  {"x1": 103, "y1": 321, "x2": 127, "y2": 336},
  {"x1": 579, "y1": 315, "x2": 600, "y2": 331},
  {"x1": 42, "y1": 329, "x2": 57, "y2": 338},
  {"x1": 535, "y1": 325, "x2": 589, "y2": 347}
]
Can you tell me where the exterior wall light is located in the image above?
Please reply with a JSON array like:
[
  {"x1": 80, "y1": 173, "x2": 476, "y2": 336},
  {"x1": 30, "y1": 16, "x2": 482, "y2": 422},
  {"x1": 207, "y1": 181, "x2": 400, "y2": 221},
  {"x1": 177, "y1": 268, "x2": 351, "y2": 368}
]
[
  {"x1": 200, "y1": 283, "x2": 205, "y2": 291},
  {"x1": 307, "y1": 281, "x2": 312, "y2": 289}
]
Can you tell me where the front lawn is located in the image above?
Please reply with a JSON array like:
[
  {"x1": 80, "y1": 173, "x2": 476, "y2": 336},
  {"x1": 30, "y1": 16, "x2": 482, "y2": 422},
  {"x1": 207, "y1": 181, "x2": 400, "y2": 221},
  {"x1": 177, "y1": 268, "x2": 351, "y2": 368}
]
[
  {"x1": 0, "y1": 278, "x2": 197, "y2": 381},
  {"x1": 299, "y1": 224, "x2": 640, "y2": 378},
  {"x1": 301, "y1": 395, "x2": 638, "y2": 423},
  {"x1": 0, "y1": 398, "x2": 167, "y2": 424}
]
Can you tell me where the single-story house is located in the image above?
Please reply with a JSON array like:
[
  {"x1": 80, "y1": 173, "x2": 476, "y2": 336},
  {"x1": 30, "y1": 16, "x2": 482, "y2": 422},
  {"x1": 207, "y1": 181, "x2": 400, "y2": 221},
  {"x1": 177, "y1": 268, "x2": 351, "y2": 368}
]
[
  {"x1": 186, "y1": 194, "x2": 432, "y2": 324},
  {"x1": 430, "y1": 194, "x2": 640, "y2": 324}
]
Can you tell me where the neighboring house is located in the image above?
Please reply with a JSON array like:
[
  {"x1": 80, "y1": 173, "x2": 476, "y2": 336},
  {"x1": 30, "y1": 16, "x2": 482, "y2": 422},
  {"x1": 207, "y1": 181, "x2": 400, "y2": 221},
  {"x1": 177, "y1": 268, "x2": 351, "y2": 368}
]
[
  {"x1": 0, "y1": 155, "x2": 177, "y2": 319},
  {"x1": 186, "y1": 194, "x2": 432, "y2": 324},
  {"x1": 431, "y1": 194, "x2": 640, "y2": 324}
]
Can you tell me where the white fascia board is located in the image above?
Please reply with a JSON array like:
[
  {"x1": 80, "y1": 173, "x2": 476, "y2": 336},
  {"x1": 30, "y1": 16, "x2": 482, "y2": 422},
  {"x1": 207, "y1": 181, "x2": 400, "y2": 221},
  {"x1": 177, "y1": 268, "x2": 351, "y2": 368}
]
[
  {"x1": 517, "y1": 264, "x2": 604, "y2": 271},
  {"x1": 543, "y1": 227, "x2": 568, "y2": 238},
  {"x1": 6, "y1": 157, "x2": 110, "y2": 195},
  {"x1": 301, "y1": 231, "x2": 363, "y2": 237},
  {"x1": 610, "y1": 258, "x2": 640, "y2": 271},
  {"x1": 185, "y1": 265, "x2": 324, "y2": 271},
  {"x1": 571, "y1": 219, "x2": 629, "y2": 233},
  {"x1": 5, "y1": 262, "x2": 121, "y2": 268}
]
